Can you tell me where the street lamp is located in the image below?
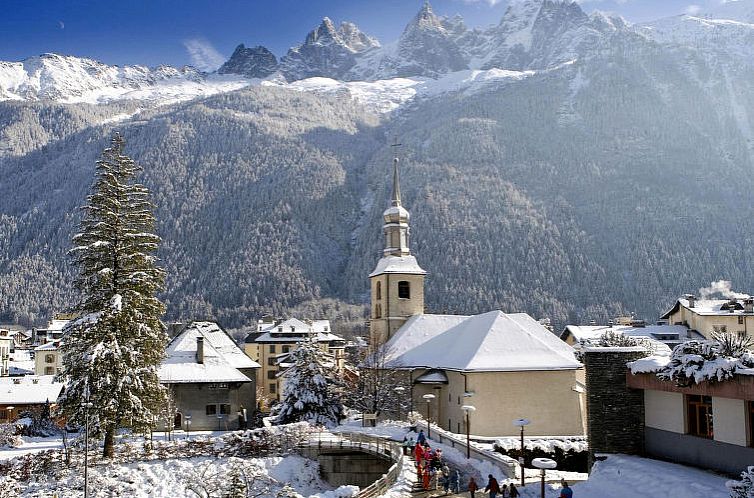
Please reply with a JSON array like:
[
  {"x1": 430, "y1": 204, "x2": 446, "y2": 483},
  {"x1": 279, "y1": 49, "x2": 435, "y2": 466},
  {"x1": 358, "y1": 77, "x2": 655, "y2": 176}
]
[
  {"x1": 422, "y1": 393, "x2": 435, "y2": 439},
  {"x1": 532, "y1": 458, "x2": 556, "y2": 498},
  {"x1": 513, "y1": 418, "x2": 530, "y2": 487},
  {"x1": 185, "y1": 414, "x2": 192, "y2": 439},
  {"x1": 461, "y1": 405, "x2": 476, "y2": 459},
  {"x1": 394, "y1": 386, "x2": 406, "y2": 420},
  {"x1": 82, "y1": 401, "x2": 93, "y2": 498}
]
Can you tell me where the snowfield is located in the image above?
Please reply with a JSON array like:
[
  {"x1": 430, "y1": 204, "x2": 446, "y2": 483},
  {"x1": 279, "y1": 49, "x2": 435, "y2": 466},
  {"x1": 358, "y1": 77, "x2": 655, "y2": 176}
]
[{"x1": 12, "y1": 454, "x2": 348, "y2": 498}]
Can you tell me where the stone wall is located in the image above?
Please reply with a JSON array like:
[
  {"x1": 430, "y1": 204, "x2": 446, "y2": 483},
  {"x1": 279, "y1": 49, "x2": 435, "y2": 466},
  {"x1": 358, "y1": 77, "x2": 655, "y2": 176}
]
[{"x1": 583, "y1": 348, "x2": 647, "y2": 469}]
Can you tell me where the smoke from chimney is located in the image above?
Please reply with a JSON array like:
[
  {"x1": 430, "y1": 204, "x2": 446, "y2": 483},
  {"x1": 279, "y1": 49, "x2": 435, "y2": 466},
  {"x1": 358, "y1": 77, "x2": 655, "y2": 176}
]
[{"x1": 698, "y1": 280, "x2": 749, "y2": 301}]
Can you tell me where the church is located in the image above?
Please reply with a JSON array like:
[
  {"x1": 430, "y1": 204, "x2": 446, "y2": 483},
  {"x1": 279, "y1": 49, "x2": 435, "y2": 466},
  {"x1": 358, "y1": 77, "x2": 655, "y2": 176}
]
[{"x1": 369, "y1": 155, "x2": 586, "y2": 438}]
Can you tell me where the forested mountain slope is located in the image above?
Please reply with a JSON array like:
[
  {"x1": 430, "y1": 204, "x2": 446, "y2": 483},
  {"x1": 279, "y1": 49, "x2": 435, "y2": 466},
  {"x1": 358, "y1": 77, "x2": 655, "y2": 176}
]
[{"x1": 2, "y1": 0, "x2": 754, "y2": 330}]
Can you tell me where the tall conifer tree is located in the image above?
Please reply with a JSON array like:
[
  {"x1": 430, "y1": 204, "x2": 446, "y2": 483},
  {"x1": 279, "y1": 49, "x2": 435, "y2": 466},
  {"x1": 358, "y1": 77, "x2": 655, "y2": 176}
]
[
  {"x1": 60, "y1": 133, "x2": 167, "y2": 457},
  {"x1": 272, "y1": 338, "x2": 345, "y2": 427}
]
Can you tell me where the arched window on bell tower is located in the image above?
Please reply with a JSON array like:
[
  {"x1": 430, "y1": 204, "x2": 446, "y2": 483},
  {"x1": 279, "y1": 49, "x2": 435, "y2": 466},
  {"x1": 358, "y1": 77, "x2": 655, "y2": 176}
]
[
  {"x1": 376, "y1": 281, "x2": 382, "y2": 300},
  {"x1": 398, "y1": 281, "x2": 411, "y2": 299}
]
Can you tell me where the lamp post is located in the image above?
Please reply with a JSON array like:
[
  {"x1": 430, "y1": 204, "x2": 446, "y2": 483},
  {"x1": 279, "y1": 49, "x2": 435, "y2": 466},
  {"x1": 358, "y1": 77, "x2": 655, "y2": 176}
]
[
  {"x1": 532, "y1": 458, "x2": 556, "y2": 498},
  {"x1": 185, "y1": 414, "x2": 192, "y2": 439},
  {"x1": 82, "y1": 401, "x2": 93, "y2": 498},
  {"x1": 513, "y1": 418, "x2": 530, "y2": 487},
  {"x1": 394, "y1": 386, "x2": 405, "y2": 420},
  {"x1": 422, "y1": 393, "x2": 435, "y2": 439},
  {"x1": 461, "y1": 405, "x2": 476, "y2": 459}
]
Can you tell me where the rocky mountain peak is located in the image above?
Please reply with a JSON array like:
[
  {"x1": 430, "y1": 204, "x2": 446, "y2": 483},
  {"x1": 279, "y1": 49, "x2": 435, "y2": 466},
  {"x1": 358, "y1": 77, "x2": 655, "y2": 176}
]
[{"x1": 218, "y1": 44, "x2": 278, "y2": 79}]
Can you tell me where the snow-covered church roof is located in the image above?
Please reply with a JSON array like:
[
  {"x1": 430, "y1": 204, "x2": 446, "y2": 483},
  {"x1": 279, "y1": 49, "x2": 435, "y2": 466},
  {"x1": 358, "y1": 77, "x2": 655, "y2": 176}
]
[
  {"x1": 369, "y1": 255, "x2": 426, "y2": 277},
  {"x1": 382, "y1": 311, "x2": 581, "y2": 372},
  {"x1": 159, "y1": 321, "x2": 259, "y2": 384}
]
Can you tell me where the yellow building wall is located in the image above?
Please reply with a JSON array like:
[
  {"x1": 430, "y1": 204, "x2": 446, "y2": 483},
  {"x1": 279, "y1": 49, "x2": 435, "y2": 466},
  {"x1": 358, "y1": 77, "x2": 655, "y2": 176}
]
[
  {"x1": 411, "y1": 369, "x2": 586, "y2": 437},
  {"x1": 668, "y1": 307, "x2": 754, "y2": 339},
  {"x1": 369, "y1": 273, "x2": 425, "y2": 346},
  {"x1": 34, "y1": 350, "x2": 62, "y2": 376}
]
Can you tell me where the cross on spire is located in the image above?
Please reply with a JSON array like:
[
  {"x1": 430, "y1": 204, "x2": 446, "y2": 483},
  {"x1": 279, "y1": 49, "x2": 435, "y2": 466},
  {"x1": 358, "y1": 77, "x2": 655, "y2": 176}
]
[{"x1": 390, "y1": 137, "x2": 402, "y2": 206}]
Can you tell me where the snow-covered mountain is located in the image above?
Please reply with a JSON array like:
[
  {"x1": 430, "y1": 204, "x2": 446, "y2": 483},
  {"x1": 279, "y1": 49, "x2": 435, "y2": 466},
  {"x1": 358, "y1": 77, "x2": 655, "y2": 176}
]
[
  {"x1": 278, "y1": 17, "x2": 380, "y2": 81},
  {"x1": 3, "y1": 0, "x2": 754, "y2": 108},
  {"x1": 637, "y1": 1, "x2": 754, "y2": 63},
  {"x1": 0, "y1": 53, "x2": 251, "y2": 104}
]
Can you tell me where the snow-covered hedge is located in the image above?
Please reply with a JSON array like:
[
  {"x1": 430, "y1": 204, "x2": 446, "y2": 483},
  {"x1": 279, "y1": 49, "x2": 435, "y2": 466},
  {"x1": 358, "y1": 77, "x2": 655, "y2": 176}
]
[
  {"x1": 629, "y1": 333, "x2": 754, "y2": 386},
  {"x1": 727, "y1": 465, "x2": 754, "y2": 498},
  {"x1": 657, "y1": 337, "x2": 754, "y2": 386}
]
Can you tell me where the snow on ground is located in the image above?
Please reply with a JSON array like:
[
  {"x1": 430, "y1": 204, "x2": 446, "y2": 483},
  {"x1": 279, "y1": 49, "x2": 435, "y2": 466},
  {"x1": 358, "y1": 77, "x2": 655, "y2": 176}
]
[{"x1": 13, "y1": 454, "x2": 342, "y2": 498}]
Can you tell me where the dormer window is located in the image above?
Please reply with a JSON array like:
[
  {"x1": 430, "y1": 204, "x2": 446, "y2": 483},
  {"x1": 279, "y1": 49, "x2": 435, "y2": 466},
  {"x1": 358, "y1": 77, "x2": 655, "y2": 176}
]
[
  {"x1": 398, "y1": 281, "x2": 411, "y2": 299},
  {"x1": 291, "y1": 326, "x2": 295, "y2": 332},
  {"x1": 278, "y1": 326, "x2": 283, "y2": 332}
]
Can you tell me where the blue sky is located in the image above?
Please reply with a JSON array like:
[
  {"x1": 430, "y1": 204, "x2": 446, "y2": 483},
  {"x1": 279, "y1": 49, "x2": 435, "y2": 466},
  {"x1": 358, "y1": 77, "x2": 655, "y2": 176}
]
[{"x1": 0, "y1": 0, "x2": 732, "y2": 69}]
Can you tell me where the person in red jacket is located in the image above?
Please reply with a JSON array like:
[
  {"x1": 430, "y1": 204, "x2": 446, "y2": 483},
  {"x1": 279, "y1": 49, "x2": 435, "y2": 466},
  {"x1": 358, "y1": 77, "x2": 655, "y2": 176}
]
[
  {"x1": 485, "y1": 474, "x2": 500, "y2": 498},
  {"x1": 468, "y1": 477, "x2": 478, "y2": 498},
  {"x1": 414, "y1": 442, "x2": 424, "y2": 467}
]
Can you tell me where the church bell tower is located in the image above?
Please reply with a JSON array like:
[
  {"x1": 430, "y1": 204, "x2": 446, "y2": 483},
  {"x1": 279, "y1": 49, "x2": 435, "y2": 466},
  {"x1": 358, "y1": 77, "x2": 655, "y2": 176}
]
[{"x1": 369, "y1": 152, "x2": 426, "y2": 347}]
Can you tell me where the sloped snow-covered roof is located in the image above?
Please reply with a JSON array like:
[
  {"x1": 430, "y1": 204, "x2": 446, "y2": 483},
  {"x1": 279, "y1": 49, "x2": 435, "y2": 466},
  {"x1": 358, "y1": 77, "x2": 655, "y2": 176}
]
[
  {"x1": 252, "y1": 317, "x2": 344, "y2": 344},
  {"x1": 383, "y1": 311, "x2": 581, "y2": 372},
  {"x1": 369, "y1": 255, "x2": 426, "y2": 277},
  {"x1": 34, "y1": 341, "x2": 60, "y2": 351},
  {"x1": 181, "y1": 321, "x2": 258, "y2": 370},
  {"x1": 562, "y1": 324, "x2": 702, "y2": 343},
  {"x1": 159, "y1": 321, "x2": 259, "y2": 384},
  {"x1": 0, "y1": 376, "x2": 64, "y2": 404},
  {"x1": 662, "y1": 297, "x2": 753, "y2": 318}
]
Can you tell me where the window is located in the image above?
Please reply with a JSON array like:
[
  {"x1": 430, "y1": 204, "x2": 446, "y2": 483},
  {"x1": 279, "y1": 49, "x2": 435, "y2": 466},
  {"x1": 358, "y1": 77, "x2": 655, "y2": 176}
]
[
  {"x1": 739, "y1": 316, "x2": 745, "y2": 325},
  {"x1": 686, "y1": 395, "x2": 713, "y2": 438},
  {"x1": 398, "y1": 281, "x2": 410, "y2": 299},
  {"x1": 269, "y1": 383, "x2": 277, "y2": 394},
  {"x1": 45, "y1": 354, "x2": 55, "y2": 363},
  {"x1": 45, "y1": 366, "x2": 54, "y2": 375},
  {"x1": 0, "y1": 410, "x2": 7, "y2": 420},
  {"x1": 267, "y1": 370, "x2": 277, "y2": 379},
  {"x1": 206, "y1": 404, "x2": 217, "y2": 416},
  {"x1": 713, "y1": 325, "x2": 727, "y2": 334},
  {"x1": 220, "y1": 404, "x2": 231, "y2": 415},
  {"x1": 269, "y1": 345, "x2": 276, "y2": 353},
  {"x1": 267, "y1": 357, "x2": 277, "y2": 366},
  {"x1": 376, "y1": 281, "x2": 382, "y2": 300},
  {"x1": 282, "y1": 345, "x2": 290, "y2": 353},
  {"x1": 375, "y1": 304, "x2": 382, "y2": 319}
]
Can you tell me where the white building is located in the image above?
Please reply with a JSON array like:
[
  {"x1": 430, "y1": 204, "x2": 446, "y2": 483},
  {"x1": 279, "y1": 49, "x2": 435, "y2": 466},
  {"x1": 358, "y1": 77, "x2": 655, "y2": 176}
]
[{"x1": 561, "y1": 323, "x2": 705, "y2": 350}]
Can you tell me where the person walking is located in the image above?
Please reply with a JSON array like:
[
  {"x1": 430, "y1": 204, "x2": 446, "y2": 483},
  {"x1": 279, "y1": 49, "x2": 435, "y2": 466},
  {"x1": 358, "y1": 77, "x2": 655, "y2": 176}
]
[
  {"x1": 423, "y1": 466, "x2": 431, "y2": 491},
  {"x1": 417, "y1": 429, "x2": 427, "y2": 445},
  {"x1": 484, "y1": 474, "x2": 500, "y2": 498},
  {"x1": 414, "y1": 442, "x2": 424, "y2": 466},
  {"x1": 500, "y1": 484, "x2": 510, "y2": 498},
  {"x1": 559, "y1": 481, "x2": 573, "y2": 498},
  {"x1": 441, "y1": 466, "x2": 451, "y2": 494},
  {"x1": 450, "y1": 469, "x2": 460, "y2": 494},
  {"x1": 509, "y1": 483, "x2": 519, "y2": 498},
  {"x1": 468, "y1": 477, "x2": 478, "y2": 498}
]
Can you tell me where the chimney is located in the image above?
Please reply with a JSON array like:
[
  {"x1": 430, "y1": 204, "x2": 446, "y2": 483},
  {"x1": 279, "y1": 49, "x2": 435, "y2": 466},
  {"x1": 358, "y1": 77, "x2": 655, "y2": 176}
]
[
  {"x1": 196, "y1": 337, "x2": 204, "y2": 364},
  {"x1": 684, "y1": 294, "x2": 696, "y2": 308},
  {"x1": 745, "y1": 298, "x2": 754, "y2": 314}
]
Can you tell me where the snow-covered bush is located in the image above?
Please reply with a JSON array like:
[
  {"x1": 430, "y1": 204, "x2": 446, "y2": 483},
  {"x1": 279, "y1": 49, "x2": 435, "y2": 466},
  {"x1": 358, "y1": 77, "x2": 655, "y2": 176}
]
[
  {"x1": 658, "y1": 334, "x2": 754, "y2": 386},
  {"x1": 727, "y1": 465, "x2": 754, "y2": 498}
]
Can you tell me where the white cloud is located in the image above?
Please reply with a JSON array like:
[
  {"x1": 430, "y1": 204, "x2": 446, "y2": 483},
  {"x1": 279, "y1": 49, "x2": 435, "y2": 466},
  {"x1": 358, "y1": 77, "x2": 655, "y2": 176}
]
[
  {"x1": 685, "y1": 4, "x2": 702, "y2": 14},
  {"x1": 183, "y1": 38, "x2": 225, "y2": 72}
]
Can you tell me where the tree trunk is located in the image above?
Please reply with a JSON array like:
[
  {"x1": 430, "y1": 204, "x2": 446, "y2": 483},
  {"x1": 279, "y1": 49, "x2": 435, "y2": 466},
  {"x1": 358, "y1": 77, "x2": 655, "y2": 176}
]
[{"x1": 103, "y1": 425, "x2": 116, "y2": 458}]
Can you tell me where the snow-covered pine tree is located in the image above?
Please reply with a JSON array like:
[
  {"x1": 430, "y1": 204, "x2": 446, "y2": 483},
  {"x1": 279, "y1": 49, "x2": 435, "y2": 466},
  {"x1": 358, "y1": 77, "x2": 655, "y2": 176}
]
[
  {"x1": 273, "y1": 337, "x2": 345, "y2": 427},
  {"x1": 59, "y1": 132, "x2": 167, "y2": 457}
]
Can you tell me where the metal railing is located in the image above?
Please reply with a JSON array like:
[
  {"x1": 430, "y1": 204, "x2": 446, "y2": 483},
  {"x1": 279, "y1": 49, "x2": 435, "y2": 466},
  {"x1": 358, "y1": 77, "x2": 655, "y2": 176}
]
[{"x1": 300, "y1": 431, "x2": 404, "y2": 498}]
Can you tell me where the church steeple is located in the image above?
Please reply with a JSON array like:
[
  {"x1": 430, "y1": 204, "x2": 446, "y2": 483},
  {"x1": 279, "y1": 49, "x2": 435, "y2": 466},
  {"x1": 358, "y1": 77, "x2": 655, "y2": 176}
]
[
  {"x1": 369, "y1": 145, "x2": 426, "y2": 347},
  {"x1": 382, "y1": 156, "x2": 412, "y2": 257}
]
